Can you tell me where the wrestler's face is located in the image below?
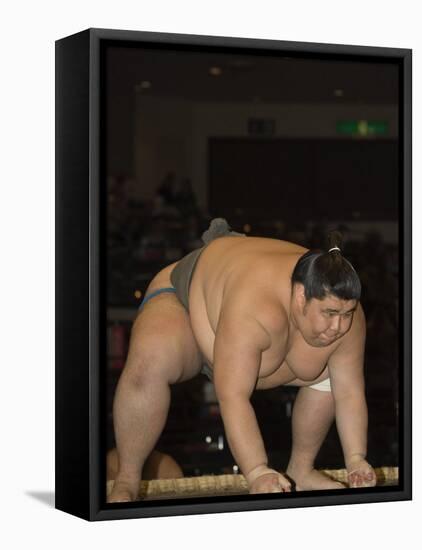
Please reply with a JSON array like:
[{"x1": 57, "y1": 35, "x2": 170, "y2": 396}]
[{"x1": 293, "y1": 286, "x2": 357, "y2": 347}]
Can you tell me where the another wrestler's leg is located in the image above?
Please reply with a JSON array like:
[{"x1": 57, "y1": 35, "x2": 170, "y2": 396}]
[
  {"x1": 285, "y1": 372, "x2": 345, "y2": 491},
  {"x1": 108, "y1": 292, "x2": 202, "y2": 503}
]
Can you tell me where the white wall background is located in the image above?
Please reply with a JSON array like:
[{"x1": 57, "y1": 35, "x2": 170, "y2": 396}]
[{"x1": 0, "y1": 1, "x2": 419, "y2": 548}]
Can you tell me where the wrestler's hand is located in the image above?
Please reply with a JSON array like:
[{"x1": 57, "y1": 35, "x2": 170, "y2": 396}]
[
  {"x1": 247, "y1": 466, "x2": 292, "y2": 494},
  {"x1": 346, "y1": 455, "x2": 377, "y2": 488}
]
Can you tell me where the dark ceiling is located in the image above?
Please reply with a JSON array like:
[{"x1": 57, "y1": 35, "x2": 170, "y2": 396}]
[{"x1": 106, "y1": 45, "x2": 399, "y2": 105}]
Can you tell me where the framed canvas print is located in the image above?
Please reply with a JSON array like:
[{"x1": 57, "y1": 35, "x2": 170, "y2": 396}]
[{"x1": 55, "y1": 28, "x2": 412, "y2": 521}]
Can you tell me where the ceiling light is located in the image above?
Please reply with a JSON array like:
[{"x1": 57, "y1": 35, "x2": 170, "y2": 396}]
[{"x1": 209, "y1": 66, "x2": 222, "y2": 76}]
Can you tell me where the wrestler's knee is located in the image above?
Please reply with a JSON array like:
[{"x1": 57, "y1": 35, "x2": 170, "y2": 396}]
[{"x1": 122, "y1": 333, "x2": 184, "y2": 386}]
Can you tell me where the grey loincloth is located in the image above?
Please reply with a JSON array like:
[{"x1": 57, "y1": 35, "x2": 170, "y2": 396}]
[
  {"x1": 170, "y1": 218, "x2": 245, "y2": 381},
  {"x1": 170, "y1": 218, "x2": 245, "y2": 311}
]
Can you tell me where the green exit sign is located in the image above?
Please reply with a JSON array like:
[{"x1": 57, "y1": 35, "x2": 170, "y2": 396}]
[{"x1": 336, "y1": 120, "x2": 388, "y2": 136}]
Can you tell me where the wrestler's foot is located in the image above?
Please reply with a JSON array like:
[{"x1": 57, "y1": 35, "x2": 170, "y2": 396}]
[
  {"x1": 107, "y1": 479, "x2": 139, "y2": 503},
  {"x1": 286, "y1": 466, "x2": 345, "y2": 491}
]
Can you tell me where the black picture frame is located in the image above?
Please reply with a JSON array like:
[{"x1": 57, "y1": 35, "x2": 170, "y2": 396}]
[{"x1": 55, "y1": 27, "x2": 412, "y2": 521}]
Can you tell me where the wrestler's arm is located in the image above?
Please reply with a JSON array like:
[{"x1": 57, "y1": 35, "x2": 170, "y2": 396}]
[
  {"x1": 328, "y1": 304, "x2": 376, "y2": 486},
  {"x1": 213, "y1": 304, "x2": 290, "y2": 491}
]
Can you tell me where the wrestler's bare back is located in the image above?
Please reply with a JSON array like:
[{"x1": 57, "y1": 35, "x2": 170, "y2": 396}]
[{"x1": 152, "y1": 236, "x2": 343, "y2": 389}]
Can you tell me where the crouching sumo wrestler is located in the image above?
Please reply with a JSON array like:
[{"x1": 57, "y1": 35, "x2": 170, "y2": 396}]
[{"x1": 108, "y1": 219, "x2": 376, "y2": 502}]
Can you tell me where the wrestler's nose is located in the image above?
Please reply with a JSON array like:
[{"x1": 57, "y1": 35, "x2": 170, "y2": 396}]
[{"x1": 329, "y1": 316, "x2": 341, "y2": 334}]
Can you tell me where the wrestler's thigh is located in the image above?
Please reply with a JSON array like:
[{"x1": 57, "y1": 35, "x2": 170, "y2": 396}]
[
  {"x1": 125, "y1": 292, "x2": 203, "y2": 384},
  {"x1": 284, "y1": 365, "x2": 329, "y2": 388}
]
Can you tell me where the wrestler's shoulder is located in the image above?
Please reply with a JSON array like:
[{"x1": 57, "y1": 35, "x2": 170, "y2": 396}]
[
  {"x1": 350, "y1": 302, "x2": 367, "y2": 334},
  {"x1": 331, "y1": 301, "x2": 366, "y2": 356}
]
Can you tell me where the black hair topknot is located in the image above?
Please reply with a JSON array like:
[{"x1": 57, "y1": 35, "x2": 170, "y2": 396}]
[{"x1": 291, "y1": 230, "x2": 361, "y2": 302}]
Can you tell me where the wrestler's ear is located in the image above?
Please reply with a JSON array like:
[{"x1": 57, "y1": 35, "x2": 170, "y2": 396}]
[{"x1": 292, "y1": 283, "x2": 306, "y2": 307}]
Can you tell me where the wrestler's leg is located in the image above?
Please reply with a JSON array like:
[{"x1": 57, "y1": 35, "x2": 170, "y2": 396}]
[
  {"x1": 108, "y1": 286, "x2": 202, "y2": 503},
  {"x1": 285, "y1": 370, "x2": 345, "y2": 491},
  {"x1": 107, "y1": 448, "x2": 183, "y2": 480}
]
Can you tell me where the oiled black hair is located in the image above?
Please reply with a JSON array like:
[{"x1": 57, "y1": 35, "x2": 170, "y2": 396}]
[{"x1": 291, "y1": 230, "x2": 361, "y2": 302}]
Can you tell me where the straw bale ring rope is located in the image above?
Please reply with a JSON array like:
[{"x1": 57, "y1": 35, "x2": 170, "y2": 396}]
[{"x1": 107, "y1": 466, "x2": 398, "y2": 501}]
